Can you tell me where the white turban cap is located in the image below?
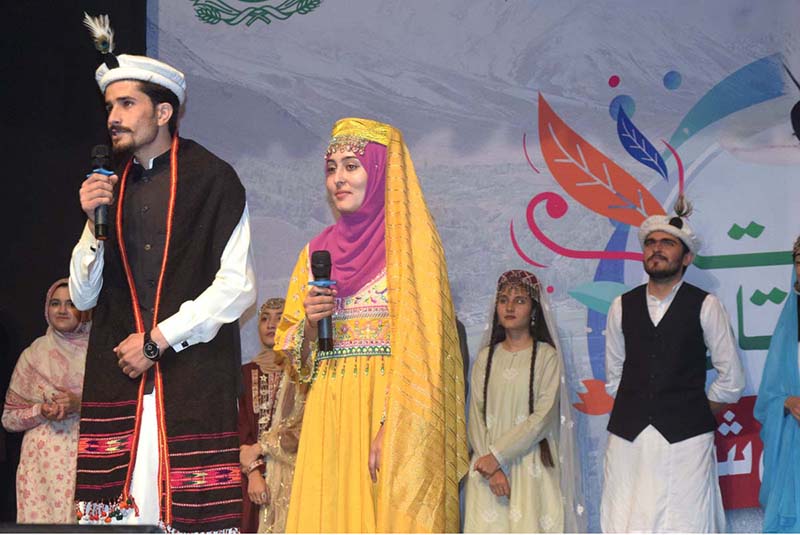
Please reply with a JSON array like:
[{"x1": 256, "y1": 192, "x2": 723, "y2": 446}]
[
  {"x1": 638, "y1": 214, "x2": 700, "y2": 255},
  {"x1": 96, "y1": 54, "x2": 186, "y2": 105}
]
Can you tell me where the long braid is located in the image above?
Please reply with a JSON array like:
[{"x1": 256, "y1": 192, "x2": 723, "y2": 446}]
[
  {"x1": 482, "y1": 345, "x2": 495, "y2": 424},
  {"x1": 482, "y1": 314, "x2": 506, "y2": 423},
  {"x1": 528, "y1": 341, "x2": 536, "y2": 415},
  {"x1": 528, "y1": 304, "x2": 538, "y2": 415},
  {"x1": 530, "y1": 300, "x2": 555, "y2": 467},
  {"x1": 527, "y1": 301, "x2": 553, "y2": 414}
]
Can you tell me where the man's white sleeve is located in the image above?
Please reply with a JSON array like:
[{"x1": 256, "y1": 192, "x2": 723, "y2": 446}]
[
  {"x1": 157, "y1": 203, "x2": 257, "y2": 352},
  {"x1": 703, "y1": 294, "x2": 745, "y2": 403},
  {"x1": 68, "y1": 221, "x2": 105, "y2": 311},
  {"x1": 604, "y1": 296, "x2": 625, "y2": 398}
]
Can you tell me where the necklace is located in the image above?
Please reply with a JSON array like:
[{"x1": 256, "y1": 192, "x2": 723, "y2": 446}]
[{"x1": 257, "y1": 371, "x2": 282, "y2": 437}]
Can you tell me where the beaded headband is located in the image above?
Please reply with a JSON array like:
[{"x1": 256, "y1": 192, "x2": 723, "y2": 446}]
[
  {"x1": 497, "y1": 269, "x2": 540, "y2": 300},
  {"x1": 259, "y1": 298, "x2": 285, "y2": 315},
  {"x1": 326, "y1": 134, "x2": 370, "y2": 156},
  {"x1": 326, "y1": 117, "x2": 391, "y2": 156}
]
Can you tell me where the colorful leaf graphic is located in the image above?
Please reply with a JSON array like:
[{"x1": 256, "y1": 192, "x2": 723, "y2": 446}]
[
  {"x1": 665, "y1": 54, "x2": 785, "y2": 155},
  {"x1": 568, "y1": 281, "x2": 629, "y2": 314},
  {"x1": 538, "y1": 93, "x2": 665, "y2": 227},
  {"x1": 573, "y1": 379, "x2": 614, "y2": 415},
  {"x1": 617, "y1": 108, "x2": 668, "y2": 180}
]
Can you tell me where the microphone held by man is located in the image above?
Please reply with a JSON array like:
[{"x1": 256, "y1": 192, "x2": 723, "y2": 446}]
[
  {"x1": 89, "y1": 144, "x2": 114, "y2": 239},
  {"x1": 79, "y1": 144, "x2": 118, "y2": 240}
]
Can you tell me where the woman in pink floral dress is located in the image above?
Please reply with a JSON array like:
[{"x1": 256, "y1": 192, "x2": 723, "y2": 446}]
[{"x1": 2, "y1": 279, "x2": 90, "y2": 523}]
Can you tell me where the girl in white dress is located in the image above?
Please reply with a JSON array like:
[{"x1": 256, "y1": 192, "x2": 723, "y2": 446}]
[{"x1": 465, "y1": 269, "x2": 584, "y2": 533}]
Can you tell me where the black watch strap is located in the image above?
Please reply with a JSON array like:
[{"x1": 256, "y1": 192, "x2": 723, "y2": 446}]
[{"x1": 143, "y1": 330, "x2": 162, "y2": 361}]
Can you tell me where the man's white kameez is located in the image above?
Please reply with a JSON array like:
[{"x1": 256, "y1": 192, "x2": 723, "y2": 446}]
[{"x1": 601, "y1": 281, "x2": 744, "y2": 533}]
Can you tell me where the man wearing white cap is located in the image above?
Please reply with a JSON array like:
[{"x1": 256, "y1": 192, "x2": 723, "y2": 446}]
[
  {"x1": 600, "y1": 204, "x2": 745, "y2": 533},
  {"x1": 69, "y1": 15, "x2": 256, "y2": 532}
]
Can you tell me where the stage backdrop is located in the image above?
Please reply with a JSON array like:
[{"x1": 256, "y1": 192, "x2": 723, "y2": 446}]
[{"x1": 146, "y1": 1, "x2": 800, "y2": 530}]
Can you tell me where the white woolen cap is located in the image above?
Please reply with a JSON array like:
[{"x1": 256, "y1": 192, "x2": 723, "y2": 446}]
[
  {"x1": 638, "y1": 214, "x2": 701, "y2": 255},
  {"x1": 96, "y1": 54, "x2": 186, "y2": 104}
]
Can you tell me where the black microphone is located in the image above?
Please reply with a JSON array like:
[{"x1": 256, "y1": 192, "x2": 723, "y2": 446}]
[
  {"x1": 90, "y1": 144, "x2": 114, "y2": 240},
  {"x1": 310, "y1": 250, "x2": 334, "y2": 352}
]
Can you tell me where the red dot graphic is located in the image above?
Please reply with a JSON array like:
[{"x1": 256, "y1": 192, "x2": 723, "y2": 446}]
[
  {"x1": 608, "y1": 75, "x2": 620, "y2": 88},
  {"x1": 546, "y1": 285, "x2": 554, "y2": 294}
]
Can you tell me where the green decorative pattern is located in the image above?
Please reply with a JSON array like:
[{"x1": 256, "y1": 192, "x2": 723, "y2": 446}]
[
  {"x1": 750, "y1": 287, "x2": 788, "y2": 306},
  {"x1": 317, "y1": 344, "x2": 392, "y2": 361},
  {"x1": 727, "y1": 221, "x2": 765, "y2": 240},
  {"x1": 693, "y1": 250, "x2": 792, "y2": 270},
  {"x1": 736, "y1": 286, "x2": 771, "y2": 350},
  {"x1": 192, "y1": 0, "x2": 321, "y2": 26}
]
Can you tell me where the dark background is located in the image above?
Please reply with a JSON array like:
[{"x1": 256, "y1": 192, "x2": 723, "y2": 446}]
[{"x1": 0, "y1": 1, "x2": 146, "y2": 521}]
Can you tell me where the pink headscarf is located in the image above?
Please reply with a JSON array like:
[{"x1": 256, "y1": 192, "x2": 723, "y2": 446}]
[
  {"x1": 309, "y1": 142, "x2": 387, "y2": 298},
  {"x1": 2, "y1": 279, "x2": 90, "y2": 426},
  {"x1": 45, "y1": 279, "x2": 91, "y2": 341}
]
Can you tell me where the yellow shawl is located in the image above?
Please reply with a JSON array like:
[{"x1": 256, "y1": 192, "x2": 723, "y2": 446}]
[{"x1": 374, "y1": 118, "x2": 468, "y2": 532}]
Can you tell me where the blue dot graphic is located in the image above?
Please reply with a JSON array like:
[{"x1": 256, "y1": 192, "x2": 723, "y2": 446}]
[
  {"x1": 663, "y1": 70, "x2": 682, "y2": 90},
  {"x1": 609, "y1": 95, "x2": 636, "y2": 120}
]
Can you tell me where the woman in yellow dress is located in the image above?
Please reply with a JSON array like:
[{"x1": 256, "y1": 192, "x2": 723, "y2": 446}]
[{"x1": 275, "y1": 118, "x2": 468, "y2": 532}]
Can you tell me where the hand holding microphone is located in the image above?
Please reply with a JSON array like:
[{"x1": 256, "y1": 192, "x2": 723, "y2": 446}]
[
  {"x1": 302, "y1": 288, "x2": 334, "y2": 336},
  {"x1": 79, "y1": 145, "x2": 118, "y2": 239},
  {"x1": 305, "y1": 250, "x2": 336, "y2": 351}
]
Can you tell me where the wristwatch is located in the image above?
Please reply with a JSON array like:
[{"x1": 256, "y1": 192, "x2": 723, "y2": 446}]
[{"x1": 143, "y1": 330, "x2": 162, "y2": 361}]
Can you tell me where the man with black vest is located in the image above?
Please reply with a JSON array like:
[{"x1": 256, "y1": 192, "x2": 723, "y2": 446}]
[
  {"x1": 600, "y1": 207, "x2": 744, "y2": 533},
  {"x1": 69, "y1": 16, "x2": 256, "y2": 532}
]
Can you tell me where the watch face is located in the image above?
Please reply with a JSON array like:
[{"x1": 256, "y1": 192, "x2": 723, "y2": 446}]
[{"x1": 143, "y1": 341, "x2": 160, "y2": 360}]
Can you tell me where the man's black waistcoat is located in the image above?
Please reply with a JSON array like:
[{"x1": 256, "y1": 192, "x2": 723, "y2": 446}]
[{"x1": 607, "y1": 282, "x2": 717, "y2": 443}]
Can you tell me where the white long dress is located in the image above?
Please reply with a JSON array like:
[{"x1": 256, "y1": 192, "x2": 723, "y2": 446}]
[{"x1": 464, "y1": 342, "x2": 564, "y2": 533}]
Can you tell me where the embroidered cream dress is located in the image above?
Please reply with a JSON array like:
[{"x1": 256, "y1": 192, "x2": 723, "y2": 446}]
[{"x1": 464, "y1": 342, "x2": 564, "y2": 533}]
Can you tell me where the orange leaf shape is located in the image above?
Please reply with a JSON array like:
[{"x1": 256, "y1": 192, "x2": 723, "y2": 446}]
[
  {"x1": 538, "y1": 93, "x2": 665, "y2": 226},
  {"x1": 572, "y1": 378, "x2": 615, "y2": 415}
]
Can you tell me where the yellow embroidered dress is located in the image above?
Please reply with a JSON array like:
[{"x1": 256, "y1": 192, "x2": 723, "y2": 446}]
[
  {"x1": 280, "y1": 259, "x2": 390, "y2": 532},
  {"x1": 276, "y1": 118, "x2": 468, "y2": 533}
]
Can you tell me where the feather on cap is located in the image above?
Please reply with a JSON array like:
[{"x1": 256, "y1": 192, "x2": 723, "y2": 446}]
[
  {"x1": 83, "y1": 12, "x2": 115, "y2": 54},
  {"x1": 638, "y1": 193, "x2": 700, "y2": 255},
  {"x1": 84, "y1": 13, "x2": 185, "y2": 104}
]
